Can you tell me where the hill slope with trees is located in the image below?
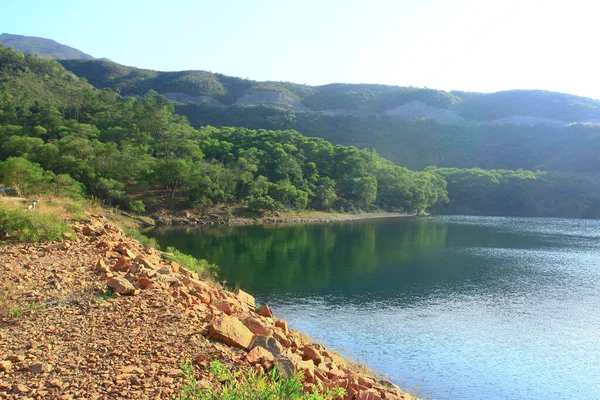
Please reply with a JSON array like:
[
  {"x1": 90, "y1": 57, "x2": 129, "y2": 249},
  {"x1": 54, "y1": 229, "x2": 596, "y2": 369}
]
[{"x1": 1, "y1": 44, "x2": 599, "y2": 219}]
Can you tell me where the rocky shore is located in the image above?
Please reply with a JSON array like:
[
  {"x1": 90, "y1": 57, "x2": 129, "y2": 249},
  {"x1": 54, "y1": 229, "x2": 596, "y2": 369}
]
[
  {"x1": 153, "y1": 210, "x2": 411, "y2": 226},
  {"x1": 0, "y1": 215, "x2": 413, "y2": 399}
]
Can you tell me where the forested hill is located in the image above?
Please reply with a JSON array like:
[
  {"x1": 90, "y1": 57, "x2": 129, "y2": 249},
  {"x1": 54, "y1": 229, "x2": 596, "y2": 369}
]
[
  {"x1": 3, "y1": 34, "x2": 600, "y2": 174},
  {"x1": 1, "y1": 45, "x2": 599, "y2": 219},
  {"x1": 0, "y1": 33, "x2": 95, "y2": 60}
]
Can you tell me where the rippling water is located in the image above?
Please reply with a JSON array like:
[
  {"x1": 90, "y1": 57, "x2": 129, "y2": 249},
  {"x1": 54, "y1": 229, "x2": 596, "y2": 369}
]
[{"x1": 149, "y1": 216, "x2": 600, "y2": 399}]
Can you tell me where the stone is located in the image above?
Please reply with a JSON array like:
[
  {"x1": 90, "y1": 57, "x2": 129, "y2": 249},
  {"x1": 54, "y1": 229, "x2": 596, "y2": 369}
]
[
  {"x1": 250, "y1": 335, "x2": 284, "y2": 357},
  {"x1": 137, "y1": 277, "x2": 152, "y2": 288},
  {"x1": 13, "y1": 384, "x2": 29, "y2": 394},
  {"x1": 107, "y1": 277, "x2": 136, "y2": 295},
  {"x1": 158, "y1": 266, "x2": 172, "y2": 275},
  {"x1": 30, "y1": 362, "x2": 52, "y2": 373},
  {"x1": 82, "y1": 226, "x2": 94, "y2": 236},
  {"x1": 273, "y1": 354, "x2": 295, "y2": 378},
  {"x1": 213, "y1": 300, "x2": 235, "y2": 315},
  {"x1": 95, "y1": 258, "x2": 109, "y2": 273},
  {"x1": 302, "y1": 345, "x2": 322, "y2": 366},
  {"x1": 246, "y1": 346, "x2": 274, "y2": 364},
  {"x1": 235, "y1": 288, "x2": 256, "y2": 311},
  {"x1": 0, "y1": 360, "x2": 11, "y2": 372},
  {"x1": 113, "y1": 256, "x2": 128, "y2": 272},
  {"x1": 136, "y1": 256, "x2": 159, "y2": 270},
  {"x1": 8, "y1": 355, "x2": 25, "y2": 362},
  {"x1": 257, "y1": 304, "x2": 274, "y2": 318},
  {"x1": 273, "y1": 328, "x2": 292, "y2": 348},
  {"x1": 275, "y1": 319, "x2": 289, "y2": 334},
  {"x1": 208, "y1": 316, "x2": 255, "y2": 350},
  {"x1": 242, "y1": 317, "x2": 272, "y2": 336}
]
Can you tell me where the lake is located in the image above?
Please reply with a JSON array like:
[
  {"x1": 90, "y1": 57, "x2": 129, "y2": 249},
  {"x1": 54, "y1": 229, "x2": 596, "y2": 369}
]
[{"x1": 148, "y1": 216, "x2": 600, "y2": 399}]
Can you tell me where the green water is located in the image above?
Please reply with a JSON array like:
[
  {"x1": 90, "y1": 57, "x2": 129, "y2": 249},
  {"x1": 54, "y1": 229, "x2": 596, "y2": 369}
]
[{"x1": 149, "y1": 216, "x2": 600, "y2": 399}]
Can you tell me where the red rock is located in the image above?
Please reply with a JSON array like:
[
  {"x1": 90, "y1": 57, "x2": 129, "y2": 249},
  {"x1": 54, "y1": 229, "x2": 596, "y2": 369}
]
[
  {"x1": 275, "y1": 319, "x2": 289, "y2": 334},
  {"x1": 137, "y1": 277, "x2": 152, "y2": 288},
  {"x1": 82, "y1": 226, "x2": 94, "y2": 236},
  {"x1": 273, "y1": 328, "x2": 292, "y2": 348},
  {"x1": 0, "y1": 381, "x2": 11, "y2": 391},
  {"x1": 136, "y1": 256, "x2": 159, "y2": 270},
  {"x1": 302, "y1": 345, "x2": 322, "y2": 366},
  {"x1": 358, "y1": 375, "x2": 373, "y2": 388},
  {"x1": 242, "y1": 317, "x2": 272, "y2": 336},
  {"x1": 208, "y1": 316, "x2": 255, "y2": 350},
  {"x1": 246, "y1": 346, "x2": 274, "y2": 364},
  {"x1": 8, "y1": 355, "x2": 25, "y2": 362},
  {"x1": 257, "y1": 304, "x2": 274, "y2": 318},
  {"x1": 302, "y1": 383, "x2": 314, "y2": 394},
  {"x1": 345, "y1": 386, "x2": 358, "y2": 400},
  {"x1": 107, "y1": 277, "x2": 135, "y2": 295},
  {"x1": 213, "y1": 300, "x2": 235, "y2": 315},
  {"x1": 113, "y1": 256, "x2": 128, "y2": 272}
]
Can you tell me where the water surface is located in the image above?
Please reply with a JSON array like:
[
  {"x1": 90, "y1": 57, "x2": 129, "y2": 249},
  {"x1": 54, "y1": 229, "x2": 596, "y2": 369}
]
[{"x1": 149, "y1": 216, "x2": 600, "y2": 399}]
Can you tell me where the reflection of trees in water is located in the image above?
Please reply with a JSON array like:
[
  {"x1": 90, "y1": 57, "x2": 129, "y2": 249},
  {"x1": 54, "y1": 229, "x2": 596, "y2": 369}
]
[{"x1": 149, "y1": 219, "x2": 450, "y2": 294}]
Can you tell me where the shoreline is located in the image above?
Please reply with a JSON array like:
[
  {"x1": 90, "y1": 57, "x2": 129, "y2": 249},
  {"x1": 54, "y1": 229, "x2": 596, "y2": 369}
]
[
  {"x1": 152, "y1": 210, "x2": 415, "y2": 227},
  {"x1": 0, "y1": 211, "x2": 415, "y2": 399}
]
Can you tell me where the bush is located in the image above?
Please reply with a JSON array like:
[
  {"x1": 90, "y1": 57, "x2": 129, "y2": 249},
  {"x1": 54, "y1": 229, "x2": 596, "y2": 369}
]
[
  {"x1": 175, "y1": 360, "x2": 345, "y2": 400},
  {"x1": 128, "y1": 200, "x2": 145, "y2": 213},
  {"x1": 0, "y1": 203, "x2": 73, "y2": 242}
]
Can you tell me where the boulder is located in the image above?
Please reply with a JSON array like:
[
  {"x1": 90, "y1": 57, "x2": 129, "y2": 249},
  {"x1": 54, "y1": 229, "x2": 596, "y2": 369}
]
[
  {"x1": 302, "y1": 345, "x2": 322, "y2": 366},
  {"x1": 107, "y1": 277, "x2": 135, "y2": 295},
  {"x1": 257, "y1": 304, "x2": 274, "y2": 318},
  {"x1": 246, "y1": 346, "x2": 274, "y2": 364},
  {"x1": 273, "y1": 354, "x2": 295, "y2": 378},
  {"x1": 275, "y1": 319, "x2": 289, "y2": 334},
  {"x1": 208, "y1": 316, "x2": 254, "y2": 350},
  {"x1": 235, "y1": 289, "x2": 256, "y2": 311},
  {"x1": 250, "y1": 335, "x2": 283, "y2": 356},
  {"x1": 112, "y1": 256, "x2": 128, "y2": 272},
  {"x1": 242, "y1": 317, "x2": 272, "y2": 336}
]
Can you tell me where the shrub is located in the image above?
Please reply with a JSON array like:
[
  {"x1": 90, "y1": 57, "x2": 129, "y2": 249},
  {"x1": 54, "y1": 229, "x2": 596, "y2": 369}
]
[
  {"x1": 128, "y1": 200, "x2": 146, "y2": 213},
  {"x1": 0, "y1": 203, "x2": 73, "y2": 242},
  {"x1": 124, "y1": 228, "x2": 161, "y2": 250}
]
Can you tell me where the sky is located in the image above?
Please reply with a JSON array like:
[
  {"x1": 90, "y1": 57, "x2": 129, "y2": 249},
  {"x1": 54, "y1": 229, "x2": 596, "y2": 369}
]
[{"x1": 2, "y1": 0, "x2": 599, "y2": 98}]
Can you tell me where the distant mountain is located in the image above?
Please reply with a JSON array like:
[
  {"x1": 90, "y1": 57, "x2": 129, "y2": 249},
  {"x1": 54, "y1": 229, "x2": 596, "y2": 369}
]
[{"x1": 0, "y1": 33, "x2": 95, "y2": 60}]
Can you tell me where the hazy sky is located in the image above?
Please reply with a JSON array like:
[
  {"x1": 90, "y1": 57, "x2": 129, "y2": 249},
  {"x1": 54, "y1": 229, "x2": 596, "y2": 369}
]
[{"x1": 2, "y1": 0, "x2": 599, "y2": 98}]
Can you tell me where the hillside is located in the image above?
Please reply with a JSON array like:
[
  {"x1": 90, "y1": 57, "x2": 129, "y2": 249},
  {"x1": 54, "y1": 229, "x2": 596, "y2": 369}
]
[
  {"x1": 0, "y1": 45, "x2": 599, "y2": 220},
  {"x1": 0, "y1": 33, "x2": 95, "y2": 60}
]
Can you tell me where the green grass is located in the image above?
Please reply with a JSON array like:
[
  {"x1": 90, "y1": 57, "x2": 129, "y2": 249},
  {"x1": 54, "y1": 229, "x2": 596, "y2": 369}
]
[
  {"x1": 174, "y1": 360, "x2": 345, "y2": 400},
  {"x1": 0, "y1": 202, "x2": 74, "y2": 243},
  {"x1": 164, "y1": 247, "x2": 219, "y2": 278},
  {"x1": 124, "y1": 228, "x2": 162, "y2": 249}
]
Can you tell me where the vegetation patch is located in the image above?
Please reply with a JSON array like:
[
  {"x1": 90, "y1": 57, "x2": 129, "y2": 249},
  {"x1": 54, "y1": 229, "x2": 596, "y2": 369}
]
[{"x1": 175, "y1": 360, "x2": 344, "y2": 400}]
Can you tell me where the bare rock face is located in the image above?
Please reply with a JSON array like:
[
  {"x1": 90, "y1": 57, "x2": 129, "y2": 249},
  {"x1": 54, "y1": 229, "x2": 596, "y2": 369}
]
[
  {"x1": 208, "y1": 316, "x2": 254, "y2": 350},
  {"x1": 235, "y1": 288, "x2": 256, "y2": 312},
  {"x1": 107, "y1": 277, "x2": 135, "y2": 295}
]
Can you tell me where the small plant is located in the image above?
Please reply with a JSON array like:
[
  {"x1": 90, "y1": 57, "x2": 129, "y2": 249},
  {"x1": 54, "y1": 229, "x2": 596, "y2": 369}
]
[
  {"x1": 95, "y1": 289, "x2": 114, "y2": 301},
  {"x1": 28, "y1": 301, "x2": 45, "y2": 312},
  {"x1": 7, "y1": 306, "x2": 23, "y2": 319},
  {"x1": 173, "y1": 359, "x2": 345, "y2": 400}
]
